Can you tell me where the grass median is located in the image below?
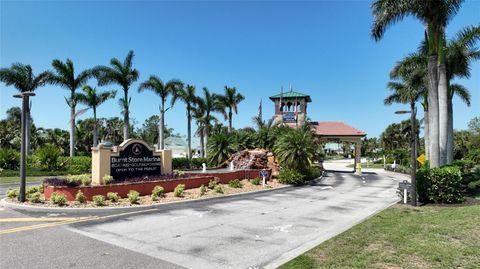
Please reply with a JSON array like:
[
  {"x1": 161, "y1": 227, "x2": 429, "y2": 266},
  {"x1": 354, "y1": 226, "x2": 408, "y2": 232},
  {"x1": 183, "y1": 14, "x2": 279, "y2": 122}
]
[{"x1": 280, "y1": 204, "x2": 480, "y2": 269}]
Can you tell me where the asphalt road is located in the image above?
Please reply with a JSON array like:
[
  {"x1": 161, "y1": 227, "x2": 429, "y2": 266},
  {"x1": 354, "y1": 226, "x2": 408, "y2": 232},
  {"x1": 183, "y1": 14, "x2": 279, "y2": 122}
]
[{"x1": 0, "y1": 165, "x2": 405, "y2": 269}]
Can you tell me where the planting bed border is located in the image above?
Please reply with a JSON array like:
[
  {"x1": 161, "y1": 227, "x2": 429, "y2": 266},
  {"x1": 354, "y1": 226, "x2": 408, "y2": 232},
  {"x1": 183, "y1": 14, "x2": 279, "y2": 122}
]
[{"x1": 44, "y1": 169, "x2": 270, "y2": 201}]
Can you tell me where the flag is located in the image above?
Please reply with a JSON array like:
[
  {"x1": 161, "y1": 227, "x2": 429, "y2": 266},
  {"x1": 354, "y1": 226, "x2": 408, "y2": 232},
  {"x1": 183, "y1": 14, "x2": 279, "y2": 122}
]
[{"x1": 258, "y1": 98, "x2": 262, "y2": 120}]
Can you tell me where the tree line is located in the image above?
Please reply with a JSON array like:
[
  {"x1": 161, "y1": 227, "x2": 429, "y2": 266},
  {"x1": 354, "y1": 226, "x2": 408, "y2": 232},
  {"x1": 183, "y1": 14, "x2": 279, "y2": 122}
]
[{"x1": 0, "y1": 50, "x2": 245, "y2": 159}]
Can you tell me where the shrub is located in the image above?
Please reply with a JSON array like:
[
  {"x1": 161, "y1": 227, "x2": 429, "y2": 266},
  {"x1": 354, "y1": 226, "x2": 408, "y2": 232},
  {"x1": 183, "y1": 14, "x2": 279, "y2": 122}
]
[
  {"x1": 103, "y1": 175, "x2": 114, "y2": 185},
  {"x1": 43, "y1": 177, "x2": 80, "y2": 187},
  {"x1": 214, "y1": 185, "x2": 224, "y2": 194},
  {"x1": 208, "y1": 179, "x2": 220, "y2": 189},
  {"x1": 468, "y1": 180, "x2": 480, "y2": 190},
  {"x1": 27, "y1": 192, "x2": 42, "y2": 203},
  {"x1": 173, "y1": 170, "x2": 185, "y2": 177},
  {"x1": 228, "y1": 179, "x2": 243, "y2": 188},
  {"x1": 127, "y1": 190, "x2": 140, "y2": 204},
  {"x1": 200, "y1": 184, "x2": 207, "y2": 195},
  {"x1": 50, "y1": 192, "x2": 67, "y2": 206},
  {"x1": 107, "y1": 192, "x2": 120, "y2": 202},
  {"x1": 61, "y1": 156, "x2": 91, "y2": 174},
  {"x1": 302, "y1": 165, "x2": 322, "y2": 181},
  {"x1": 152, "y1": 186, "x2": 165, "y2": 198},
  {"x1": 0, "y1": 149, "x2": 20, "y2": 170},
  {"x1": 6, "y1": 188, "x2": 19, "y2": 199},
  {"x1": 453, "y1": 160, "x2": 476, "y2": 174},
  {"x1": 251, "y1": 178, "x2": 261, "y2": 185},
  {"x1": 173, "y1": 157, "x2": 208, "y2": 170},
  {"x1": 174, "y1": 184, "x2": 185, "y2": 197},
  {"x1": 467, "y1": 149, "x2": 480, "y2": 164},
  {"x1": 75, "y1": 191, "x2": 86, "y2": 203},
  {"x1": 36, "y1": 144, "x2": 62, "y2": 170},
  {"x1": 26, "y1": 185, "x2": 42, "y2": 194},
  {"x1": 67, "y1": 174, "x2": 91, "y2": 186},
  {"x1": 416, "y1": 166, "x2": 464, "y2": 204},
  {"x1": 278, "y1": 168, "x2": 305, "y2": 185},
  {"x1": 93, "y1": 195, "x2": 106, "y2": 206}
]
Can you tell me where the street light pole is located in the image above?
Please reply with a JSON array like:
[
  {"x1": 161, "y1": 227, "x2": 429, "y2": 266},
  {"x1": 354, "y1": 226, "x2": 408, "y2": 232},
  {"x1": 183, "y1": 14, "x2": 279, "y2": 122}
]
[{"x1": 13, "y1": 91, "x2": 35, "y2": 202}]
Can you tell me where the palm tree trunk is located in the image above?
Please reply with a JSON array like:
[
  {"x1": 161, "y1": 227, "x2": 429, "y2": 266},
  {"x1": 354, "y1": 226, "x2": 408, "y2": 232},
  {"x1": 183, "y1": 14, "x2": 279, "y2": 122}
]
[
  {"x1": 438, "y1": 63, "x2": 448, "y2": 166},
  {"x1": 70, "y1": 102, "x2": 75, "y2": 157},
  {"x1": 427, "y1": 55, "x2": 440, "y2": 168},
  {"x1": 228, "y1": 108, "x2": 232, "y2": 133},
  {"x1": 187, "y1": 112, "x2": 192, "y2": 159},
  {"x1": 159, "y1": 99, "x2": 165, "y2": 149},
  {"x1": 447, "y1": 97, "x2": 454, "y2": 164},
  {"x1": 424, "y1": 107, "x2": 430, "y2": 160},
  {"x1": 123, "y1": 89, "x2": 129, "y2": 141},
  {"x1": 199, "y1": 127, "x2": 205, "y2": 158},
  {"x1": 93, "y1": 108, "x2": 98, "y2": 147},
  {"x1": 204, "y1": 125, "x2": 208, "y2": 157}
]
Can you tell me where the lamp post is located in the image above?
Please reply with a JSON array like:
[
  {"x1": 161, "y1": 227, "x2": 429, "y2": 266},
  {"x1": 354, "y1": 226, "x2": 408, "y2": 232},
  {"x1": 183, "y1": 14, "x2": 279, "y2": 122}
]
[
  {"x1": 13, "y1": 91, "x2": 35, "y2": 202},
  {"x1": 395, "y1": 108, "x2": 417, "y2": 206}
]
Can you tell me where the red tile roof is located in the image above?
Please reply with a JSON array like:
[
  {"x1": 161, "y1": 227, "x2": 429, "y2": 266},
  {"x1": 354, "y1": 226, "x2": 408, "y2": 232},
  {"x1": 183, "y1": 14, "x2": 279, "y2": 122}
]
[{"x1": 313, "y1": 121, "x2": 366, "y2": 136}]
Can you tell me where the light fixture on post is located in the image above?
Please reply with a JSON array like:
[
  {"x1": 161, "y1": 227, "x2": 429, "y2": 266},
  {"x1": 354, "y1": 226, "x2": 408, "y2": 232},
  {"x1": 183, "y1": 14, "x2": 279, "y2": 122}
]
[{"x1": 13, "y1": 91, "x2": 36, "y2": 202}]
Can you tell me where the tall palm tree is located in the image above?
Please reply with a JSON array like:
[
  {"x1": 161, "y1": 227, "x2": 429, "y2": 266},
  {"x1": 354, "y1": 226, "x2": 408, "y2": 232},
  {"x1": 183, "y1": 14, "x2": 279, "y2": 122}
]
[
  {"x1": 444, "y1": 25, "x2": 479, "y2": 163},
  {"x1": 218, "y1": 86, "x2": 245, "y2": 133},
  {"x1": 0, "y1": 63, "x2": 48, "y2": 155},
  {"x1": 199, "y1": 87, "x2": 222, "y2": 156},
  {"x1": 176, "y1": 85, "x2": 197, "y2": 159},
  {"x1": 75, "y1": 85, "x2": 116, "y2": 147},
  {"x1": 44, "y1": 59, "x2": 92, "y2": 157},
  {"x1": 192, "y1": 100, "x2": 207, "y2": 158},
  {"x1": 138, "y1": 75, "x2": 183, "y2": 149},
  {"x1": 371, "y1": 0, "x2": 464, "y2": 167},
  {"x1": 93, "y1": 50, "x2": 139, "y2": 141}
]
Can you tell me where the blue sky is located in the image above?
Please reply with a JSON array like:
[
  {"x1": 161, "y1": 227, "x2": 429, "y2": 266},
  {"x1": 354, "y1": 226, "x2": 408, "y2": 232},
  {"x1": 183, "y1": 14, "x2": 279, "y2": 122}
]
[{"x1": 1, "y1": 0, "x2": 479, "y2": 138}]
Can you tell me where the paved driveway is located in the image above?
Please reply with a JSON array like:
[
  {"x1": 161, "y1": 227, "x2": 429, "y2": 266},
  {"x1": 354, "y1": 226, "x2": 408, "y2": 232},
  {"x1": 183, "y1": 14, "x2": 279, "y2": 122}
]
[{"x1": 68, "y1": 168, "x2": 402, "y2": 269}]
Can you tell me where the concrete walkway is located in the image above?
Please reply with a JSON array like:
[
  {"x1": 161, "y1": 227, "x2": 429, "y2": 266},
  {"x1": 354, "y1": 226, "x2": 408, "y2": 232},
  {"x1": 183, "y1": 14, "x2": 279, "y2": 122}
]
[{"x1": 67, "y1": 164, "x2": 402, "y2": 269}]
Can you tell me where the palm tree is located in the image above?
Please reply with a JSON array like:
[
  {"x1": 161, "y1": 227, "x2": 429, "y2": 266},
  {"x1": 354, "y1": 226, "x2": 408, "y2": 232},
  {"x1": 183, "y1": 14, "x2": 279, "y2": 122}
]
[
  {"x1": 207, "y1": 132, "x2": 234, "y2": 166},
  {"x1": 198, "y1": 87, "x2": 222, "y2": 156},
  {"x1": 93, "y1": 50, "x2": 139, "y2": 141},
  {"x1": 138, "y1": 75, "x2": 183, "y2": 149},
  {"x1": 193, "y1": 97, "x2": 207, "y2": 158},
  {"x1": 274, "y1": 128, "x2": 317, "y2": 171},
  {"x1": 176, "y1": 85, "x2": 197, "y2": 159},
  {"x1": 44, "y1": 59, "x2": 92, "y2": 157},
  {"x1": 371, "y1": 0, "x2": 464, "y2": 167},
  {"x1": 218, "y1": 86, "x2": 245, "y2": 133},
  {"x1": 75, "y1": 85, "x2": 116, "y2": 147},
  {"x1": 444, "y1": 25, "x2": 479, "y2": 163},
  {"x1": 0, "y1": 64, "x2": 48, "y2": 155}
]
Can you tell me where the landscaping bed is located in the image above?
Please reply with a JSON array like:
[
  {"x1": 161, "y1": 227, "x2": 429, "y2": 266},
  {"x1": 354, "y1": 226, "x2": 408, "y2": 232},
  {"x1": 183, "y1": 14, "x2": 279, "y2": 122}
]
[{"x1": 6, "y1": 179, "x2": 285, "y2": 208}]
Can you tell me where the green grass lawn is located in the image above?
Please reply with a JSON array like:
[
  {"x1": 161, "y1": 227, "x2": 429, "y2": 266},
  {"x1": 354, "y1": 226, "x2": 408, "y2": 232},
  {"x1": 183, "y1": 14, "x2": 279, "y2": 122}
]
[
  {"x1": 0, "y1": 176, "x2": 50, "y2": 184},
  {"x1": 280, "y1": 204, "x2": 480, "y2": 269}
]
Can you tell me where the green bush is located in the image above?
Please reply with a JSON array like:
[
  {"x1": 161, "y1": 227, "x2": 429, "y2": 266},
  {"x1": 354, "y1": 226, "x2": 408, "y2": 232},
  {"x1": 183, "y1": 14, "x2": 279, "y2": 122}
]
[
  {"x1": 103, "y1": 175, "x2": 113, "y2": 185},
  {"x1": 0, "y1": 149, "x2": 20, "y2": 170},
  {"x1": 228, "y1": 179, "x2": 243, "y2": 188},
  {"x1": 27, "y1": 192, "x2": 42, "y2": 203},
  {"x1": 50, "y1": 192, "x2": 67, "y2": 206},
  {"x1": 172, "y1": 157, "x2": 208, "y2": 170},
  {"x1": 107, "y1": 192, "x2": 120, "y2": 202},
  {"x1": 127, "y1": 190, "x2": 140, "y2": 204},
  {"x1": 416, "y1": 166, "x2": 464, "y2": 204},
  {"x1": 61, "y1": 156, "x2": 91, "y2": 174},
  {"x1": 173, "y1": 170, "x2": 185, "y2": 177},
  {"x1": 200, "y1": 184, "x2": 207, "y2": 195},
  {"x1": 26, "y1": 185, "x2": 42, "y2": 194},
  {"x1": 453, "y1": 160, "x2": 476, "y2": 174},
  {"x1": 278, "y1": 168, "x2": 305, "y2": 185},
  {"x1": 214, "y1": 185, "x2": 224, "y2": 194},
  {"x1": 67, "y1": 174, "x2": 91, "y2": 186},
  {"x1": 467, "y1": 149, "x2": 480, "y2": 164},
  {"x1": 93, "y1": 195, "x2": 106, "y2": 206},
  {"x1": 151, "y1": 186, "x2": 165, "y2": 201},
  {"x1": 208, "y1": 179, "x2": 220, "y2": 189},
  {"x1": 174, "y1": 184, "x2": 185, "y2": 197},
  {"x1": 36, "y1": 144, "x2": 62, "y2": 170},
  {"x1": 302, "y1": 166, "x2": 322, "y2": 181},
  {"x1": 75, "y1": 191, "x2": 86, "y2": 203},
  {"x1": 6, "y1": 188, "x2": 19, "y2": 199},
  {"x1": 468, "y1": 180, "x2": 480, "y2": 190},
  {"x1": 251, "y1": 178, "x2": 261, "y2": 185}
]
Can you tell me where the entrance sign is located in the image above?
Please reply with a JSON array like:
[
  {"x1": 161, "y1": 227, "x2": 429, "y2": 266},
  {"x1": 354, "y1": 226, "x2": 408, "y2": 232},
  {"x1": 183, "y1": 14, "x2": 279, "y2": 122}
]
[
  {"x1": 110, "y1": 142, "x2": 161, "y2": 180},
  {"x1": 91, "y1": 139, "x2": 172, "y2": 185}
]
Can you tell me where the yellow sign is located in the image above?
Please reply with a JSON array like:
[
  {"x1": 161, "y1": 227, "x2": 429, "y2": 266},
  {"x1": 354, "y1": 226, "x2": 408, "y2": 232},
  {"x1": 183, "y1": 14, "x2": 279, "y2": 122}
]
[{"x1": 417, "y1": 154, "x2": 426, "y2": 165}]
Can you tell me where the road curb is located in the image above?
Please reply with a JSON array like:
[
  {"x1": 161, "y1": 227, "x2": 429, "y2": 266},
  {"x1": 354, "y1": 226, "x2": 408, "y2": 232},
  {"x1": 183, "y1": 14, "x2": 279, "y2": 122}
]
[{"x1": 1, "y1": 183, "x2": 298, "y2": 214}]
